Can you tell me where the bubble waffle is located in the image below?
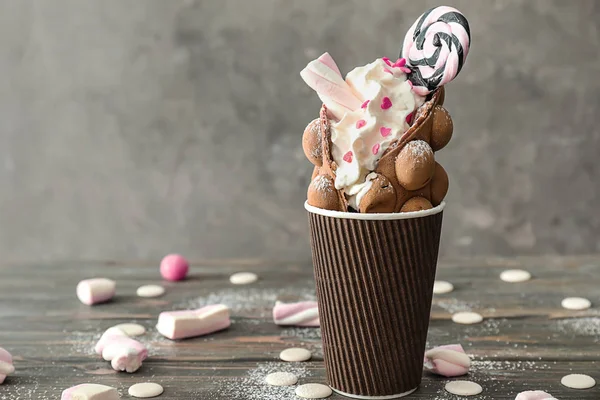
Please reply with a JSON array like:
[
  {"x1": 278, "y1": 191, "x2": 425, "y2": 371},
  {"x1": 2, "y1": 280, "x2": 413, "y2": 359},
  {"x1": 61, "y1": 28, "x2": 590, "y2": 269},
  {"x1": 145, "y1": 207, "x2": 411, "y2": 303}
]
[{"x1": 305, "y1": 87, "x2": 452, "y2": 213}]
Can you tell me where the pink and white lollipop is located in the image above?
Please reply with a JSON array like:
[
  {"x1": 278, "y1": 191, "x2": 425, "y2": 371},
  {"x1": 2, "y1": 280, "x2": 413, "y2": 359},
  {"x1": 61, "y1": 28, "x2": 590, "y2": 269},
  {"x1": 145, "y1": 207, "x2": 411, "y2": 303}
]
[{"x1": 401, "y1": 6, "x2": 471, "y2": 95}]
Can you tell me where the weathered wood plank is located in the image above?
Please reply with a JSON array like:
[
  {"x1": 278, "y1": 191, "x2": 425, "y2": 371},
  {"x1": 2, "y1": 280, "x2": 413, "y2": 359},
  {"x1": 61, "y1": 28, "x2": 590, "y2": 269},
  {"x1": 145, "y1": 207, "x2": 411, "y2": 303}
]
[
  {"x1": 0, "y1": 360, "x2": 598, "y2": 399},
  {"x1": 0, "y1": 313, "x2": 598, "y2": 361},
  {"x1": 0, "y1": 257, "x2": 599, "y2": 399}
]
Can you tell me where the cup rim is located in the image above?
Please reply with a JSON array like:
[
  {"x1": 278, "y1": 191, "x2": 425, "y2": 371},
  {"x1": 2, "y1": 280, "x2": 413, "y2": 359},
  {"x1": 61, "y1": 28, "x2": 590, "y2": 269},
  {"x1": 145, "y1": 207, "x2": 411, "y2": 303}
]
[{"x1": 305, "y1": 201, "x2": 445, "y2": 220}]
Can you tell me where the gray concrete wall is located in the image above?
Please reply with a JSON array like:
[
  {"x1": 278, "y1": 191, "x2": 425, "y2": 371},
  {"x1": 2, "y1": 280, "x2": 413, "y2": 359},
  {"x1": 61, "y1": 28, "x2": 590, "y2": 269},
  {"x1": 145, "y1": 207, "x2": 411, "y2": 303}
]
[{"x1": 0, "y1": 0, "x2": 598, "y2": 262}]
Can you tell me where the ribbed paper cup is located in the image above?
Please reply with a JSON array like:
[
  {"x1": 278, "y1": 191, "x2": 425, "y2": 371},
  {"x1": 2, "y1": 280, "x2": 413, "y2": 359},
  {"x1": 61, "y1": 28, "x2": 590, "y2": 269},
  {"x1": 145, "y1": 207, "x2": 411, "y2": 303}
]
[{"x1": 306, "y1": 201, "x2": 445, "y2": 399}]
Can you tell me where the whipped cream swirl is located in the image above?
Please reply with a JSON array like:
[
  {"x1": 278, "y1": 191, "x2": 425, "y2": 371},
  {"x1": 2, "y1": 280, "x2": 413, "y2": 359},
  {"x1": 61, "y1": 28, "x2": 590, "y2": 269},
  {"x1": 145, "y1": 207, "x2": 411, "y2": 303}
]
[{"x1": 330, "y1": 58, "x2": 425, "y2": 206}]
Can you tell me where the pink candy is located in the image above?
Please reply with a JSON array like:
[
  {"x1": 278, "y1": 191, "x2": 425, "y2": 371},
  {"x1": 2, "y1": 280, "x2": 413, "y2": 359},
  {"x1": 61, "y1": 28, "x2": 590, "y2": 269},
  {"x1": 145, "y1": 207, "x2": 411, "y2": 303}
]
[
  {"x1": 394, "y1": 58, "x2": 407, "y2": 68},
  {"x1": 300, "y1": 53, "x2": 362, "y2": 120},
  {"x1": 95, "y1": 327, "x2": 148, "y2": 373},
  {"x1": 273, "y1": 301, "x2": 319, "y2": 327},
  {"x1": 343, "y1": 151, "x2": 353, "y2": 163},
  {"x1": 157, "y1": 304, "x2": 231, "y2": 340},
  {"x1": 423, "y1": 344, "x2": 470, "y2": 377},
  {"x1": 380, "y1": 127, "x2": 392, "y2": 137},
  {"x1": 515, "y1": 390, "x2": 557, "y2": 400},
  {"x1": 160, "y1": 254, "x2": 189, "y2": 281},
  {"x1": 0, "y1": 347, "x2": 14, "y2": 384},
  {"x1": 380, "y1": 97, "x2": 393, "y2": 110}
]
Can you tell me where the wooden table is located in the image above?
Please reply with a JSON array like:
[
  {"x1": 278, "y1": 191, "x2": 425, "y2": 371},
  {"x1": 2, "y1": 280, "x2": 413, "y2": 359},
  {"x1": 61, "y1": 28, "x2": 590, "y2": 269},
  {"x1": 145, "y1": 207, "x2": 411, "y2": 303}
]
[{"x1": 0, "y1": 256, "x2": 599, "y2": 399}]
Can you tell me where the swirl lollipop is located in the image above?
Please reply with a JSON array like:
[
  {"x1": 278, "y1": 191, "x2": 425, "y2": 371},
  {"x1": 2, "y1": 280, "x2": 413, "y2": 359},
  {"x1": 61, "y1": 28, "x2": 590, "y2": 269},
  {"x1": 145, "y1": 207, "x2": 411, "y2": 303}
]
[{"x1": 401, "y1": 6, "x2": 471, "y2": 95}]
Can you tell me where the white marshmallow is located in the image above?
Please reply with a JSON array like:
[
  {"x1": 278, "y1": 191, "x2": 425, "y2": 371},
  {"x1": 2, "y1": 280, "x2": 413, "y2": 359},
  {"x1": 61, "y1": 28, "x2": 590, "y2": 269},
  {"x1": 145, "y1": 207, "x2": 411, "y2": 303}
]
[
  {"x1": 77, "y1": 278, "x2": 116, "y2": 305},
  {"x1": 61, "y1": 383, "x2": 119, "y2": 400},
  {"x1": 157, "y1": 304, "x2": 231, "y2": 340}
]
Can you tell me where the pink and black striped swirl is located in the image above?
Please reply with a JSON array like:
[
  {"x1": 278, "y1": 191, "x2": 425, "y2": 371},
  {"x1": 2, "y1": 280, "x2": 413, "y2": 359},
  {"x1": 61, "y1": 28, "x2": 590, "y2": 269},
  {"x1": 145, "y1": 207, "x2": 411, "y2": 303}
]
[{"x1": 401, "y1": 6, "x2": 471, "y2": 95}]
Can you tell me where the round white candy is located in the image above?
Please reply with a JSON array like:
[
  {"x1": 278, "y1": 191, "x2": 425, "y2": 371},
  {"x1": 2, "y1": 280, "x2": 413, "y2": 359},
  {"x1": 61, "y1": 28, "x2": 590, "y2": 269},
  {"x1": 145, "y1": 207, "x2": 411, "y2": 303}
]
[
  {"x1": 433, "y1": 280, "x2": 454, "y2": 294},
  {"x1": 560, "y1": 373, "x2": 596, "y2": 389},
  {"x1": 229, "y1": 272, "x2": 258, "y2": 285},
  {"x1": 561, "y1": 297, "x2": 592, "y2": 310},
  {"x1": 136, "y1": 285, "x2": 165, "y2": 298},
  {"x1": 265, "y1": 372, "x2": 298, "y2": 386},
  {"x1": 500, "y1": 269, "x2": 532, "y2": 283},
  {"x1": 451, "y1": 311, "x2": 483, "y2": 325},
  {"x1": 295, "y1": 383, "x2": 332, "y2": 399},
  {"x1": 444, "y1": 380, "x2": 483, "y2": 396},
  {"x1": 128, "y1": 382, "x2": 164, "y2": 398},
  {"x1": 279, "y1": 348, "x2": 312, "y2": 362},
  {"x1": 111, "y1": 323, "x2": 146, "y2": 337}
]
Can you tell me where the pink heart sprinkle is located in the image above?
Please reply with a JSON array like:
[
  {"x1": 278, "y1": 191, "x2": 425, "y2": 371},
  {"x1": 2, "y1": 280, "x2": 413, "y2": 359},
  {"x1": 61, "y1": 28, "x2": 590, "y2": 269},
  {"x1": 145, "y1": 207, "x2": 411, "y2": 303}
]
[
  {"x1": 380, "y1": 127, "x2": 392, "y2": 137},
  {"x1": 355, "y1": 119, "x2": 366, "y2": 129},
  {"x1": 343, "y1": 151, "x2": 353, "y2": 163},
  {"x1": 381, "y1": 97, "x2": 392, "y2": 110},
  {"x1": 406, "y1": 112, "x2": 413, "y2": 124},
  {"x1": 382, "y1": 57, "x2": 392, "y2": 67},
  {"x1": 393, "y1": 58, "x2": 407, "y2": 68},
  {"x1": 384, "y1": 68, "x2": 393, "y2": 75},
  {"x1": 361, "y1": 100, "x2": 370, "y2": 109},
  {"x1": 372, "y1": 143, "x2": 380, "y2": 155},
  {"x1": 400, "y1": 67, "x2": 412, "y2": 74}
]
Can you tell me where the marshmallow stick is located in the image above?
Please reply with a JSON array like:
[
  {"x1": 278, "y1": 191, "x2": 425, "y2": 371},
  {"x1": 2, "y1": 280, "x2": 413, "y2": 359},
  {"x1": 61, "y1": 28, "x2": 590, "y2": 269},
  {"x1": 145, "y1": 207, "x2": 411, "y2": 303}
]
[
  {"x1": 317, "y1": 52, "x2": 342, "y2": 76},
  {"x1": 77, "y1": 278, "x2": 116, "y2": 305},
  {"x1": 0, "y1": 347, "x2": 14, "y2": 384},
  {"x1": 156, "y1": 304, "x2": 231, "y2": 340},
  {"x1": 61, "y1": 383, "x2": 119, "y2": 400},
  {"x1": 301, "y1": 53, "x2": 362, "y2": 120},
  {"x1": 423, "y1": 344, "x2": 470, "y2": 377},
  {"x1": 95, "y1": 327, "x2": 147, "y2": 373},
  {"x1": 273, "y1": 301, "x2": 320, "y2": 327}
]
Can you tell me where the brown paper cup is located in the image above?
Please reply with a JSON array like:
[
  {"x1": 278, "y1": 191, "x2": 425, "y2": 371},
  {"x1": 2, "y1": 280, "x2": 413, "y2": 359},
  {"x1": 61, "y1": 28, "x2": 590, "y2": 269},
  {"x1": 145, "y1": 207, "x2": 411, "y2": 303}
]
[{"x1": 306, "y1": 201, "x2": 445, "y2": 399}]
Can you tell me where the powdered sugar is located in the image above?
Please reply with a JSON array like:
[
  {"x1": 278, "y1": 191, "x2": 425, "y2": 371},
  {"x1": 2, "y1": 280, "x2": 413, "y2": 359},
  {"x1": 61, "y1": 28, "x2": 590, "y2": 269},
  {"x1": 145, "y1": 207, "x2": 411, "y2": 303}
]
[
  {"x1": 0, "y1": 376, "x2": 44, "y2": 400},
  {"x1": 213, "y1": 362, "x2": 313, "y2": 400},
  {"x1": 438, "y1": 108, "x2": 452, "y2": 125},
  {"x1": 471, "y1": 360, "x2": 550, "y2": 371},
  {"x1": 279, "y1": 327, "x2": 323, "y2": 357},
  {"x1": 59, "y1": 326, "x2": 170, "y2": 358},
  {"x1": 434, "y1": 298, "x2": 481, "y2": 314},
  {"x1": 311, "y1": 175, "x2": 333, "y2": 193},
  {"x1": 404, "y1": 139, "x2": 433, "y2": 161},
  {"x1": 279, "y1": 327, "x2": 321, "y2": 341},
  {"x1": 143, "y1": 328, "x2": 179, "y2": 356},
  {"x1": 61, "y1": 330, "x2": 99, "y2": 356},
  {"x1": 178, "y1": 286, "x2": 317, "y2": 318},
  {"x1": 554, "y1": 317, "x2": 600, "y2": 338},
  {"x1": 310, "y1": 122, "x2": 322, "y2": 160}
]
